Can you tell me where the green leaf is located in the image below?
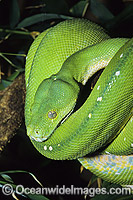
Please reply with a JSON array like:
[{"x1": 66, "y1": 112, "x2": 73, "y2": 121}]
[
  {"x1": 7, "y1": 69, "x2": 25, "y2": 81},
  {"x1": 0, "y1": 170, "x2": 43, "y2": 187},
  {"x1": 89, "y1": 0, "x2": 114, "y2": 23},
  {"x1": 0, "y1": 181, "x2": 16, "y2": 189},
  {"x1": 0, "y1": 171, "x2": 50, "y2": 199},
  {"x1": 16, "y1": 13, "x2": 72, "y2": 29},
  {"x1": 10, "y1": 0, "x2": 20, "y2": 28},
  {"x1": 41, "y1": 0, "x2": 69, "y2": 15},
  {"x1": 102, "y1": 180, "x2": 112, "y2": 188},
  {"x1": 92, "y1": 194, "x2": 133, "y2": 200},
  {"x1": 0, "y1": 80, "x2": 12, "y2": 89},
  {"x1": 0, "y1": 53, "x2": 18, "y2": 68},
  {"x1": 89, "y1": 174, "x2": 98, "y2": 186},
  {"x1": 105, "y1": 4, "x2": 133, "y2": 31},
  {"x1": 0, "y1": 174, "x2": 14, "y2": 183},
  {"x1": 70, "y1": 0, "x2": 88, "y2": 17},
  {"x1": 26, "y1": 194, "x2": 50, "y2": 200}
]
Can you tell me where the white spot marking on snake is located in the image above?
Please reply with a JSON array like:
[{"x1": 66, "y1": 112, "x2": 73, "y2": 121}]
[
  {"x1": 97, "y1": 97, "x2": 102, "y2": 101},
  {"x1": 58, "y1": 144, "x2": 60, "y2": 147},
  {"x1": 124, "y1": 137, "x2": 126, "y2": 141},
  {"x1": 82, "y1": 79, "x2": 86, "y2": 85},
  {"x1": 49, "y1": 146, "x2": 53, "y2": 151},
  {"x1": 115, "y1": 71, "x2": 120, "y2": 76},
  {"x1": 115, "y1": 172, "x2": 120, "y2": 175},
  {"x1": 109, "y1": 83, "x2": 112, "y2": 88},
  {"x1": 84, "y1": 40, "x2": 87, "y2": 43},
  {"x1": 131, "y1": 143, "x2": 133, "y2": 147},
  {"x1": 54, "y1": 77, "x2": 57, "y2": 80},
  {"x1": 88, "y1": 113, "x2": 92, "y2": 118},
  {"x1": 120, "y1": 53, "x2": 123, "y2": 58},
  {"x1": 44, "y1": 145, "x2": 47, "y2": 150},
  {"x1": 97, "y1": 85, "x2": 100, "y2": 90}
]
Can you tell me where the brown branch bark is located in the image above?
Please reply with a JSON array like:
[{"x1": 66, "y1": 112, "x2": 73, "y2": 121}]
[{"x1": 0, "y1": 73, "x2": 25, "y2": 151}]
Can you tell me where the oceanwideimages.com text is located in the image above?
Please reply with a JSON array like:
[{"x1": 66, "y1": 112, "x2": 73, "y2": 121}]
[{"x1": 2, "y1": 184, "x2": 132, "y2": 197}]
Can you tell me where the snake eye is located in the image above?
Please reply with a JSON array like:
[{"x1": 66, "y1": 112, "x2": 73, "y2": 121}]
[{"x1": 48, "y1": 111, "x2": 57, "y2": 119}]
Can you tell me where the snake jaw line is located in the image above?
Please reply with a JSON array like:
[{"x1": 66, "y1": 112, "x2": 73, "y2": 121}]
[
  {"x1": 30, "y1": 136, "x2": 47, "y2": 142},
  {"x1": 60, "y1": 107, "x2": 75, "y2": 125}
]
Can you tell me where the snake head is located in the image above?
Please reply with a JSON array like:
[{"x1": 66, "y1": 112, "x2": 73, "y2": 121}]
[{"x1": 27, "y1": 74, "x2": 79, "y2": 142}]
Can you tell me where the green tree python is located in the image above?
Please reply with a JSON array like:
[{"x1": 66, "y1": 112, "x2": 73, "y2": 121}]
[{"x1": 25, "y1": 18, "x2": 133, "y2": 185}]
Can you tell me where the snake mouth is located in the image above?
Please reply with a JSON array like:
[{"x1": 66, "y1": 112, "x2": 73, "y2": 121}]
[{"x1": 30, "y1": 136, "x2": 47, "y2": 142}]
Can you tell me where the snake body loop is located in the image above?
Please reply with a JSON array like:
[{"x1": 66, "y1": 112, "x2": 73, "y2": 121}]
[{"x1": 25, "y1": 19, "x2": 133, "y2": 185}]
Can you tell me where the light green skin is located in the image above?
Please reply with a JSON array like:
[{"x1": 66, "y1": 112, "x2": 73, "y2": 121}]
[{"x1": 25, "y1": 19, "x2": 133, "y2": 185}]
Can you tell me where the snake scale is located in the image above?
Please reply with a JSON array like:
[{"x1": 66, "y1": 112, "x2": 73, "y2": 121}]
[{"x1": 25, "y1": 18, "x2": 133, "y2": 185}]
